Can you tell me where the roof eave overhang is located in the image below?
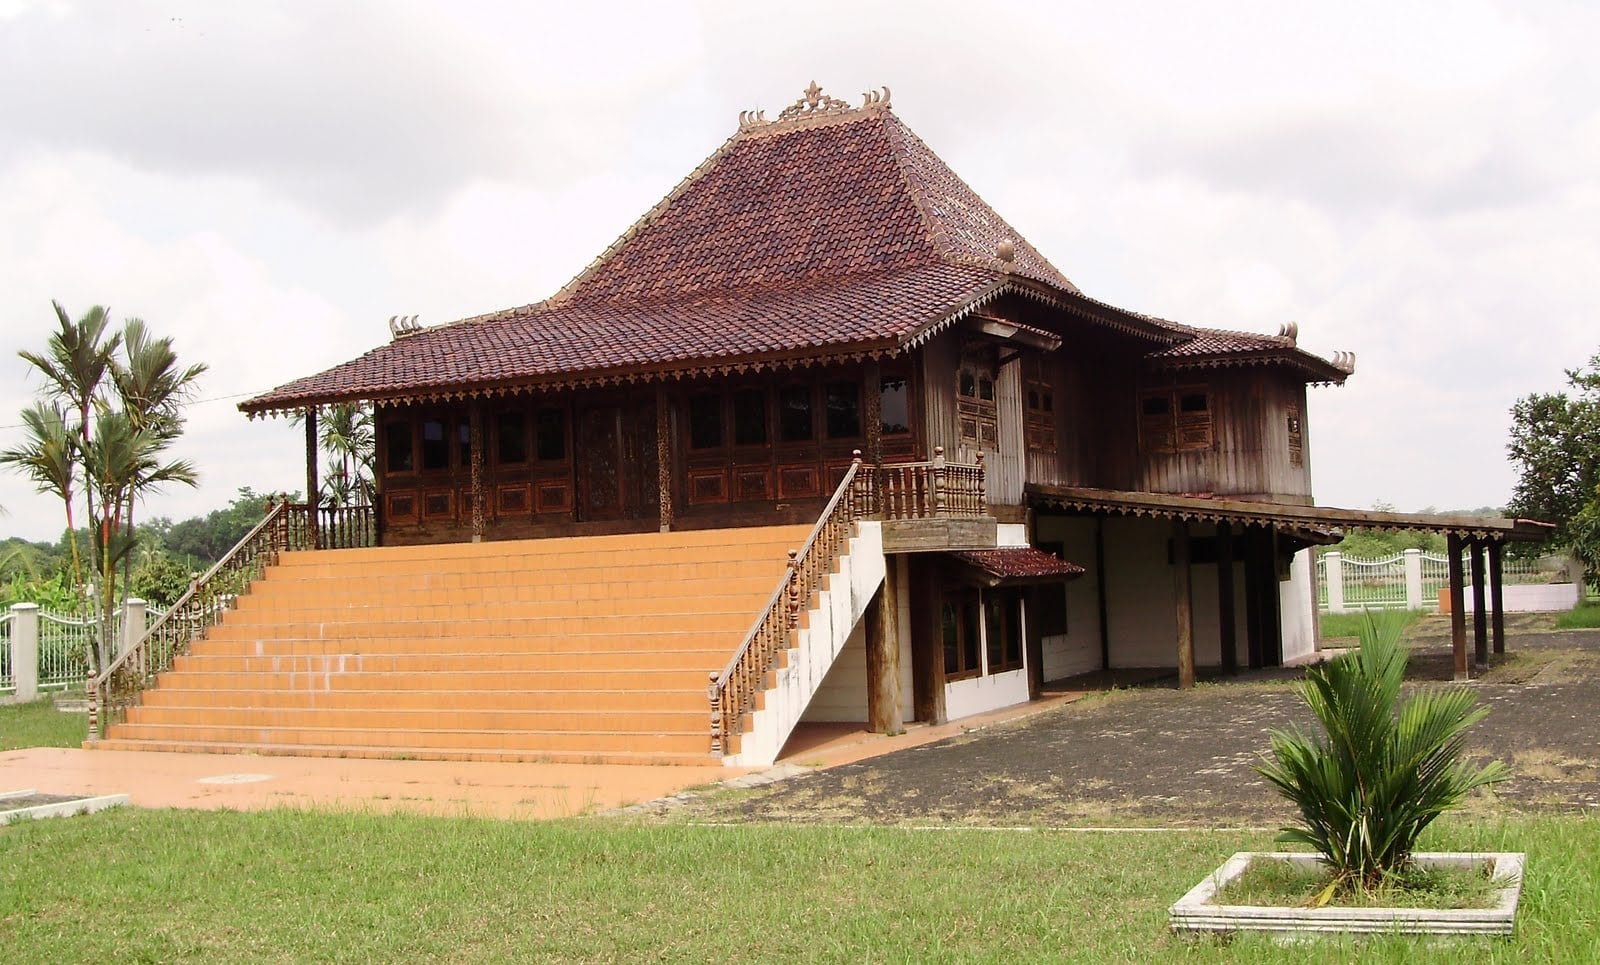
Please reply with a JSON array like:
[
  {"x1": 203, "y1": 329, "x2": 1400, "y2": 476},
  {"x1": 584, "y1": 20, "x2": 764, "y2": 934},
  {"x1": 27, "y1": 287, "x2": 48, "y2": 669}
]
[
  {"x1": 1147, "y1": 350, "x2": 1351, "y2": 386},
  {"x1": 1026, "y1": 484, "x2": 1555, "y2": 543},
  {"x1": 238, "y1": 337, "x2": 907, "y2": 418}
]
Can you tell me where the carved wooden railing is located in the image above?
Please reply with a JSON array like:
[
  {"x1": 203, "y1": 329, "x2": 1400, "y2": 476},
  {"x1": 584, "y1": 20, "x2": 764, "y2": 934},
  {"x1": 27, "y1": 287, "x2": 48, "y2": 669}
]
[
  {"x1": 708, "y1": 448, "x2": 987, "y2": 756},
  {"x1": 285, "y1": 502, "x2": 378, "y2": 550},
  {"x1": 859, "y1": 446, "x2": 987, "y2": 520},
  {"x1": 86, "y1": 500, "x2": 377, "y2": 738},
  {"x1": 710, "y1": 456, "x2": 868, "y2": 757}
]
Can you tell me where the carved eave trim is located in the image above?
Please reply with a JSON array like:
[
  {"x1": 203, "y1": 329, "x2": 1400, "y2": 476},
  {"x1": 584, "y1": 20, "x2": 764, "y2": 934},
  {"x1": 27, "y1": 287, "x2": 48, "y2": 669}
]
[
  {"x1": 240, "y1": 341, "x2": 907, "y2": 419},
  {"x1": 1147, "y1": 350, "x2": 1352, "y2": 386},
  {"x1": 1026, "y1": 484, "x2": 1555, "y2": 542}
]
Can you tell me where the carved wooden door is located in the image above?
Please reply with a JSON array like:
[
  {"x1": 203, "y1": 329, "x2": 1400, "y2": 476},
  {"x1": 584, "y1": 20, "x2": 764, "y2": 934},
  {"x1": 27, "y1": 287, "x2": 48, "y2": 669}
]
[{"x1": 577, "y1": 405, "x2": 625, "y2": 520}]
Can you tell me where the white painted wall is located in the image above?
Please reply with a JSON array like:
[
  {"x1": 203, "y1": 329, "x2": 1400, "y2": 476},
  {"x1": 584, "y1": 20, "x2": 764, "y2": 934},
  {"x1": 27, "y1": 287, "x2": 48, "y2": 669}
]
[
  {"x1": 1033, "y1": 515, "x2": 1101, "y2": 680},
  {"x1": 946, "y1": 667, "x2": 1029, "y2": 719},
  {"x1": 1280, "y1": 549, "x2": 1317, "y2": 665},
  {"x1": 726, "y1": 522, "x2": 886, "y2": 767},
  {"x1": 996, "y1": 522, "x2": 1029, "y2": 548},
  {"x1": 1454, "y1": 582, "x2": 1583, "y2": 614},
  {"x1": 801, "y1": 561, "x2": 914, "y2": 723}
]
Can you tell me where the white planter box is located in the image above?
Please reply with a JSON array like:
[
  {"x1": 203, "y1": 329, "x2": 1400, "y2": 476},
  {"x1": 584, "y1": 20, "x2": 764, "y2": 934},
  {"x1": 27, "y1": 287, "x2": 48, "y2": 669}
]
[{"x1": 1170, "y1": 851, "x2": 1525, "y2": 937}]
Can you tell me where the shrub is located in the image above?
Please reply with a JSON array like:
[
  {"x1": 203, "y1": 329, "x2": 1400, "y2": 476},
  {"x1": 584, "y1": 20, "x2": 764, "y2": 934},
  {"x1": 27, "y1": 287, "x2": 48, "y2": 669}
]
[{"x1": 1255, "y1": 609, "x2": 1509, "y2": 898}]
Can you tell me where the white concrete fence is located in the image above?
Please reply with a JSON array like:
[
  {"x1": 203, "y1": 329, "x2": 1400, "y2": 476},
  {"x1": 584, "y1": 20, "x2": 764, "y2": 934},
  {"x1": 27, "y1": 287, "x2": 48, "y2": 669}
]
[
  {"x1": 1, "y1": 600, "x2": 153, "y2": 701},
  {"x1": 1317, "y1": 551, "x2": 1577, "y2": 615}
]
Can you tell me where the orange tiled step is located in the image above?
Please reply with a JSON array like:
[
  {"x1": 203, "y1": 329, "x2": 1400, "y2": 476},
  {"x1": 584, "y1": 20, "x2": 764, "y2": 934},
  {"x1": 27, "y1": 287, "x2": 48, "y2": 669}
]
[
  {"x1": 138, "y1": 687, "x2": 710, "y2": 713},
  {"x1": 107, "y1": 722, "x2": 714, "y2": 755},
  {"x1": 88, "y1": 738, "x2": 728, "y2": 767},
  {"x1": 100, "y1": 524, "x2": 811, "y2": 764}
]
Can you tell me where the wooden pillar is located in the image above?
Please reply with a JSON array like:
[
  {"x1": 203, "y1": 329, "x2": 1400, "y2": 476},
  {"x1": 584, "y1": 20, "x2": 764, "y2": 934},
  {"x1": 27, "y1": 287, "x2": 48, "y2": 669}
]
[
  {"x1": 1172, "y1": 517, "x2": 1195, "y2": 689},
  {"x1": 1470, "y1": 538, "x2": 1488, "y2": 668},
  {"x1": 866, "y1": 554, "x2": 904, "y2": 734},
  {"x1": 469, "y1": 400, "x2": 485, "y2": 543},
  {"x1": 1216, "y1": 520, "x2": 1238, "y2": 675},
  {"x1": 909, "y1": 557, "x2": 947, "y2": 725},
  {"x1": 1025, "y1": 586, "x2": 1045, "y2": 699},
  {"x1": 1244, "y1": 527, "x2": 1264, "y2": 670},
  {"x1": 1489, "y1": 539, "x2": 1506, "y2": 656},
  {"x1": 655, "y1": 386, "x2": 673, "y2": 532},
  {"x1": 1447, "y1": 532, "x2": 1469, "y2": 680},
  {"x1": 1095, "y1": 516, "x2": 1111, "y2": 671},
  {"x1": 303, "y1": 407, "x2": 319, "y2": 547}
]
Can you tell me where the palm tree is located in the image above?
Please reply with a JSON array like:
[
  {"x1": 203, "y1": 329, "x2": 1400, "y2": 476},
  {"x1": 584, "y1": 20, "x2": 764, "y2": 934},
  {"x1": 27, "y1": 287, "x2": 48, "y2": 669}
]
[
  {"x1": 0, "y1": 401, "x2": 83, "y2": 587},
  {"x1": 320, "y1": 403, "x2": 375, "y2": 507},
  {"x1": 82, "y1": 411, "x2": 198, "y2": 672},
  {"x1": 17, "y1": 302, "x2": 120, "y2": 588},
  {"x1": 111, "y1": 318, "x2": 207, "y2": 599}
]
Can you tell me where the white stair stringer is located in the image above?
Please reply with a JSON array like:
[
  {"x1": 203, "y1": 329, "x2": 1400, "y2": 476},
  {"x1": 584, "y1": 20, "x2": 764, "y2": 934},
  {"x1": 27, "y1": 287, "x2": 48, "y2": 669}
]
[{"x1": 725, "y1": 521, "x2": 885, "y2": 767}]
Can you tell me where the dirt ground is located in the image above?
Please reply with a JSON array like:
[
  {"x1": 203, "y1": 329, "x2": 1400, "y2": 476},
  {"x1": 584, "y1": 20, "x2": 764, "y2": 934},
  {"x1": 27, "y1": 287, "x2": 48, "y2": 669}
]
[{"x1": 651, "y1": 616, "x2": 1600, "y2": 827}]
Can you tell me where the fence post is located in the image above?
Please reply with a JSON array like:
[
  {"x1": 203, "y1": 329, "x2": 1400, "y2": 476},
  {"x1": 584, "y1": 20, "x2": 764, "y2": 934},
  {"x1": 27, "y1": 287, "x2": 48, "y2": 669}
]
[
  {"x1": 1403, "y1": 549, "x2": 1424, "y2": 611},
  {"x1": 9, "y1": 603, "x2": 40, "y2": 703},
  {"x1": 1325, "y1": 552, "x2": 1345, "y2": 614},
  {"x1": 121, "y1": 598, "x2": 146, "y2": 657}
]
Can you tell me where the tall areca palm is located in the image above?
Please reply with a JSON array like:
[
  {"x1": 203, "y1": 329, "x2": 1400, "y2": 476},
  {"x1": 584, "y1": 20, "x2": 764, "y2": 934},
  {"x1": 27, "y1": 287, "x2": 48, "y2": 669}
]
[
  {"x1": 17, "y1": 302, "x2": 120, "y2": 588},
  {"x1": 83, "y1": 410, "x2": 198, "y2": 671},
  {"x1": 0, "y1": 401, "x2": 82, "y2": 586},
  {"x1": 111, "y1": 318, "x2": 207, "y2": 599},
  {"x1": 320, "y1": 403, "x2": 374, "y2": 507}
]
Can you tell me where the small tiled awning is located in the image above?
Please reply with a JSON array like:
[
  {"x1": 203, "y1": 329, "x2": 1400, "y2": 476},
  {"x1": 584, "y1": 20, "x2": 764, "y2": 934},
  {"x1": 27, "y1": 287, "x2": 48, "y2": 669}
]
[{"x1": 947, "y1": 548, "x2": 1085, "y2": 587}]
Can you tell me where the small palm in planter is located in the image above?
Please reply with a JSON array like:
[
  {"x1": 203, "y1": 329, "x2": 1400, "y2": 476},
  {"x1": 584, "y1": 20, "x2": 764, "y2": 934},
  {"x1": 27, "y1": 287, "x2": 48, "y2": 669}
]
[{"x1": 1255, "y1": 609, "x2": 1509, "y2": 902}]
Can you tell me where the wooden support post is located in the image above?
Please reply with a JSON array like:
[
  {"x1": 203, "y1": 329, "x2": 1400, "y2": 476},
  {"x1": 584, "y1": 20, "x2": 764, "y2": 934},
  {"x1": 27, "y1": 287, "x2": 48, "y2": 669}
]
[
  {"x1": 655, "y1": 386, "x2": 673, "y2": 532},
  {"x1": 1216, "y1": 521, "x2": 1238, "y2": 675},
  {"x1": 1173, "y1": 517, "x2": 1195, "y2": 690},
  {"x1": 469, "y1": 401, "x2": 485, "y2": 543},
  {"x1": 1094, "y1": 516, "x2": 1111, "y2": 672},
  {"x1": 303, "y1": 407, "x2": 319, "y2": 547},
  {"x1": 1489, "y1": 540, "x2": 1506, "y2": 656},
  {"x1": 909, "y1": 558, "x2": 947, "y2": 726},
  {"x1": 1470, "y1": 538, "x2": 1488, "y2": 668},
  {"x1": 1447, "y1": 532, "x2": 1469, "y2": 680},
  {"x1": 866, "y1": 555, "x2": 904, "y2": 734}
]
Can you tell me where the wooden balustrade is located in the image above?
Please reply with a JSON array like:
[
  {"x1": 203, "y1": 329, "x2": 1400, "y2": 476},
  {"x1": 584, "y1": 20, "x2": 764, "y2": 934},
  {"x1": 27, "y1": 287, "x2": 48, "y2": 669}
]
[{"x1": 708, "y1": 447, "x2": 987, "y2": 756}]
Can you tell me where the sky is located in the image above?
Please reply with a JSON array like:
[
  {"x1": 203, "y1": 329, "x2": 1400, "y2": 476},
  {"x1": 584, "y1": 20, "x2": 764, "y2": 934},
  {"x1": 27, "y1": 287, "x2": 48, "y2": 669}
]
[{"x1": 1, "y1": 0, "x2": 1597, "y2": 542}]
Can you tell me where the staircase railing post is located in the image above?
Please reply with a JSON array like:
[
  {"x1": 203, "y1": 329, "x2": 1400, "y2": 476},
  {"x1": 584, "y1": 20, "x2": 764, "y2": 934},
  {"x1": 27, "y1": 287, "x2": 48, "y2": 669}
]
[
  {"x1": 786, "y1": 551, "x2": 801, "y2": 628},
  {"x1": 708, "y1": 671, "x2": 723, "y2": 757}
]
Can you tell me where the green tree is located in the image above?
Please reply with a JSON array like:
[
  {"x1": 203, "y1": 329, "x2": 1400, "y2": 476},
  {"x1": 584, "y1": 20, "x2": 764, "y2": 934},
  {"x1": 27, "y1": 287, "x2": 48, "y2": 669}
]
[
  {"x1": 0, "y1": 401, "x2": 82, "y2": 581},
  {"x1": 1507, "y1": 348, "x2": 1600, "y2": 585},
  {"x1": 15, "y1": 303, "x2": 120, "y2": 588},
  {"x1": 291, "y1": 404, "x2": 375, "y2": 508}
]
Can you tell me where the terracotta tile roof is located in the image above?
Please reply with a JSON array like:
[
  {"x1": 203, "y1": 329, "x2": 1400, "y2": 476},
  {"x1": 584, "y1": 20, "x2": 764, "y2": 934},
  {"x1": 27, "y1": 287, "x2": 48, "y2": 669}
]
[
  {"x1": 1150, "y1": 322, "x2": 1353, "y2": 384},
  {"x1": 949, "y1": 547, "x2": 1085, "y2": 582},
  {"x1": 243, "y1": 264, "x2": 1005, "y2": 411},
  {"x1": 239, "y1": 86, "x2": 1343, "y2": 415}
]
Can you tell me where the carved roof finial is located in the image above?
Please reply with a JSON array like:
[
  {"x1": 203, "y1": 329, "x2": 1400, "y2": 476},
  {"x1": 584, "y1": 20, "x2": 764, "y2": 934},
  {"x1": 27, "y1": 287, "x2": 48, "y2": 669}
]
[{"x1": 739, "y1": 82, "x2": 894, "y2": 134}]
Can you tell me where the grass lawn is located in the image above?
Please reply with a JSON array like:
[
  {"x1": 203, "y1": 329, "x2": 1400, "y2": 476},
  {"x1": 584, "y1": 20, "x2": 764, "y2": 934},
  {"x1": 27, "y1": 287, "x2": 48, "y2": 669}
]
[
  {"x1": 1557, "y1": 602, "x2": 1600, "y2": 630},
  {"x1": 0, "y1": 697, "x2": 86, "y2": 751},
  {"x1": 2, "y1": 809, "x2": 1597, "y2": 962},
  {"x1": 1319, "y1": 608, "x2": 1423, "y2": 641}
]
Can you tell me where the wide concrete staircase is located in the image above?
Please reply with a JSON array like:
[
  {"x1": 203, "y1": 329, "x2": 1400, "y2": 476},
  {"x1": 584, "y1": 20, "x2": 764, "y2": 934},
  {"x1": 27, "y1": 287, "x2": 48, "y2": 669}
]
[{"x1": 97, "y1": 526, "x2": 811, "y2": 764}]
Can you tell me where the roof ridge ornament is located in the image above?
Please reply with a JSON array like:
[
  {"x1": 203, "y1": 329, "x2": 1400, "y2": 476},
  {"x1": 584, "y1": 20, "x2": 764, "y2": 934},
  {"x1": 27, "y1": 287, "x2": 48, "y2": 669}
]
[
  {"x1": 388, "y1": 314, "x2": 424, "y2": 339},
  {"x1": 738, "y1": 82, "x2": 892, "y2": 133}
]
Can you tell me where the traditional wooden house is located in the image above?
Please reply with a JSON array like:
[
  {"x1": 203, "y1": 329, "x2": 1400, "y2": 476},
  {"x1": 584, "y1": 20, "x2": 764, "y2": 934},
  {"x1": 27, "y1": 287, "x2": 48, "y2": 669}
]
[{"x1": 90, "y1": 84, "x2": 1549, "y2": 766}]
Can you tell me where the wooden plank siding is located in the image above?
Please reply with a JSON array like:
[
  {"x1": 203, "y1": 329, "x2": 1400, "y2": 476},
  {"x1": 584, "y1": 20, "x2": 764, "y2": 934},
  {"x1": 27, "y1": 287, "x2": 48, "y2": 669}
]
[{"x1": 1134, "y1": 368, "x2": 1312, "y2": 503}]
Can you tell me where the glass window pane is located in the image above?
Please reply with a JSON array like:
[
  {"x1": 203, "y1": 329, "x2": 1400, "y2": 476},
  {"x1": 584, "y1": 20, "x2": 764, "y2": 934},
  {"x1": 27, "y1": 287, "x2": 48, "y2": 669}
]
[
  {"x1": 689, "y1": 394, "x2": 723, "y2": 449},
  {"x1": 732, "y1": 389, "x2": 767, "y2": 446},
  {"x1": 384, "y1": 420, "x2": 413, "y2": 473},
  {"x1": 1180, "y1": 392, "x2": 1208, "y2": 413},
  {"x1": 962, "y1": 599, "x2": 981, "y2": 674},
  {"x1": 1142, "y1": 395, "x2": 1170, "y2": 417},
  {"x1": 457, "y1": 418, "x2": 471, "y2": 468},
  {"x1": 1007, "y1": 596, "x2": 1024, "y2": 666},
  {"x1": 535, "y1": 408, "x2": 565, "y2": 461},
  {"x1": 779, "y1": 385, "x2": 813, "y2": 442},
  {"x1": 420, "y1": 419, "x2": 448, "y2": 470},
  {"x1": 959, "y1": 370, "x2": 976, "y2": 398},
  {"x1": 496, "y1": 411, "x2": 527, "y2": 464},
  {"x1": 978, "y1": 377, "x2": 994, "y2": 402},
  {"x1": 880, "y1": 377, "x2": 910, "y2": 435},
  {"x1": 825, "y1": 381, "x2": 860, "y2": 439}
]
